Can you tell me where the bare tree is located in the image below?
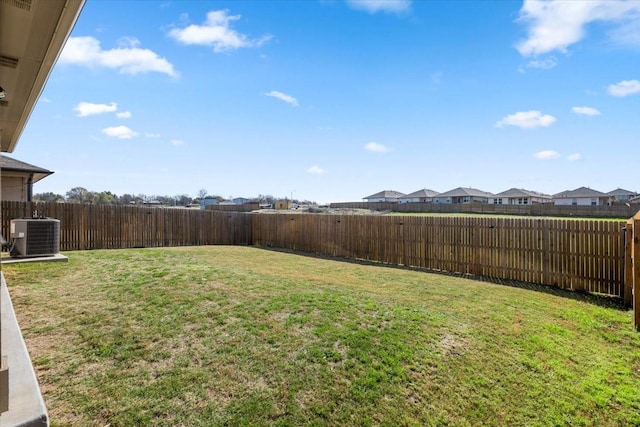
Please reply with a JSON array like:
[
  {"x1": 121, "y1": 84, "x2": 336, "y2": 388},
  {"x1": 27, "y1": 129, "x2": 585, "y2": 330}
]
[{"x1": 65, "y1": 187, "x2": 91, "y2": 203}]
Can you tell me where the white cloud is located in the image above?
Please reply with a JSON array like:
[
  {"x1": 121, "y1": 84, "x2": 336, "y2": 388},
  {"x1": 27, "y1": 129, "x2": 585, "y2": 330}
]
[
  {"x1": 102, "y1": 125, "x2": 138, "y2": 139},
  {"x1": 515, "y1": 0, "x2": 640, "y2": 56},
  {"x1": 526, "y1": 57, "x2": 558, "y2": 69},
  {"x1": 495, "y1": 110, "x2": 557, "y2": 129},
  {"x1": 365, "y1": 142, "x2": 390, "y2": 153},
  {"x1": 59, "y1": 36, "x2": 177, "y2": 77},
  {"x1": 346, "y1": 0, "x2": 411, "y2": 14},
  {"x1": 144, "y1": 132, "x2": 161, "y2": 138},
  {"x1": 264, "y1": 90, "x2": 299, "y2": 107},
  {"x1": 568, "y1": 153, "x2": 583, "y2": 161},
  {"x1": 572, "y1": 106, "x2": 601, "y2": 116},
  {"x1": 607, "y1": 79, "x2": 640, "y2": 97},
  {"x1": 170, "y1": 139, "x2": 185, "y2": 146},
  {"x1": 307, "y1": 165, "x2": 327, "y2": 175},
  {"x1": 116, "y1": 111, "x2": 132, "y2": 119},
  {"x1": 168, "y1": 10, "x2": 272, "y2": 52},
  {"x1": 74, "y1": 101, "x2": 118, "y2": 117},
  {"x1": 534, "y1": 150, "x2": 560, "y2": 160}
]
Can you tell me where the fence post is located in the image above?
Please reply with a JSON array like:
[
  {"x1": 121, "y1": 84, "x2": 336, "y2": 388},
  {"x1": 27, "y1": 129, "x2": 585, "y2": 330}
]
[
  {"x1": 541, "y1": 219, "x2": 550, "y2": 285},
  {"x1": 633, "y1": 215, "x2": 640, "y2": 331},
  {"x1": 624, "y1": 219, "x2": 633, "y2": 306}
]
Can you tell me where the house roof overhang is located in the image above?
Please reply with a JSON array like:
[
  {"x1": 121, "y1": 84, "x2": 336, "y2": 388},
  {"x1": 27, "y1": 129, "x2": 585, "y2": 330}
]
[
  {"x1": 0, "y1": 0, "x2": 85, "y2": 153},
  {"x1": 0, "y1": 154, "x2": 53, "y2": 182}
]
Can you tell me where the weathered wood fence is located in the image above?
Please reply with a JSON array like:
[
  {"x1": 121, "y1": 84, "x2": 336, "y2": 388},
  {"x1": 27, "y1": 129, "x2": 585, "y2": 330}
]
[
  {"x1": 1, "y1": 201, "x2": 252, "y2": 249},
  {"x1": 625, "y1": 213, "x2": 640, "y2": 329},
  {"x1": 252, "y1": 213, "x2": 628, "y2": 301},
  {"x1": 206, "y1": 203, "x2": 259, "y2": 213},
  {"x1": 331, "y1": 201, "x2": 640, "y2": 218},
  {"x1": 1, "y1": 202, "x2": 635, "y2": 314}
]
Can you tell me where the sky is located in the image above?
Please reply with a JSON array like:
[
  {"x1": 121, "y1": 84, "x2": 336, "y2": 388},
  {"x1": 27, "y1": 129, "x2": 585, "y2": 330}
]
[{"x1": 14, "y1": 0, "x2": 640, "y2": 203}]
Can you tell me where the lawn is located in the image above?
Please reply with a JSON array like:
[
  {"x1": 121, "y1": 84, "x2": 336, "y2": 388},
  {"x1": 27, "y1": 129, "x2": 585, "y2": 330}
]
[
  {"x1": 384, "y1": 212, "x2": 630, "y2": 221},
  {"x1": 4, "y1": 246, "x2": 640, "y2": 426}
]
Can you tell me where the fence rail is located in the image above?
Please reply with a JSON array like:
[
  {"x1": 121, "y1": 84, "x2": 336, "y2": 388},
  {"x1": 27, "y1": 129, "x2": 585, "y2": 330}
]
[
  {"x1": 0, "y1": 201, "x2": 631, "y2": 303},
  {"x1": 330, "y1": 201, "x2": 640, "y2": 218}
]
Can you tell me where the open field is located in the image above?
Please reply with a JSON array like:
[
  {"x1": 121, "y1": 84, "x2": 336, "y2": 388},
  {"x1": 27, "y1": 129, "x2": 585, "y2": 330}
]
[
  {"x1": 4, "y1": 246, "x2": 640, "y2": 426},
  {"x1": 383, "y1": 212, "x2": 630, "y2": 221}
]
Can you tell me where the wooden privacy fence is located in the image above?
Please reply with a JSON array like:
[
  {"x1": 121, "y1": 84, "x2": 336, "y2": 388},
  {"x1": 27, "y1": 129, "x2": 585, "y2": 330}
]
[
  {"x1": 625, "y1": 213, "x2": 640, "y2": 329},
  {"x1": 331, "y1": 201, "x2": 640, "y2": 218},
  {"x1": 0, "y1": 201, "x2": 633, "y2": 307},
  {"x1": 1, "y1": 201, "x2": 252, "y2": 250},
  {"x1": 252, "y1": 214, "x2": 629, "y2": 301}
]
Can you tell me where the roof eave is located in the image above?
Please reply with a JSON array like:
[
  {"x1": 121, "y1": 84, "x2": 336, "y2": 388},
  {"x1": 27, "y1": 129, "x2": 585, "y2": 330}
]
[{"x1": 2, "y1": 0, "x2": 86, "y2": 153}]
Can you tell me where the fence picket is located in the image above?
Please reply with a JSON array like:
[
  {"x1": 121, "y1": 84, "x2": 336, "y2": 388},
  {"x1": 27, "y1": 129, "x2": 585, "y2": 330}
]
[{"x1": 0, "y1": 201, "x2": 629, "y2": 300}]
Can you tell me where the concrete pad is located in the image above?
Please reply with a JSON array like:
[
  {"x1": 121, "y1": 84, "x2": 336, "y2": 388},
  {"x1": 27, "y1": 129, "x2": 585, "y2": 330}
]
[
  {"x1": 0, "y1": 274, "x2": 48, "y2": 426},
  {"x1": 1, "y1": 254, "x2": 68, "y2": 265}
]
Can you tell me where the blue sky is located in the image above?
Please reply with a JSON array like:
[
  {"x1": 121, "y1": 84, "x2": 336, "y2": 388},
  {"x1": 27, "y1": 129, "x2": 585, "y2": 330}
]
[{"x1": 15, "y1": 0, "x2": 640, "y2": 203}]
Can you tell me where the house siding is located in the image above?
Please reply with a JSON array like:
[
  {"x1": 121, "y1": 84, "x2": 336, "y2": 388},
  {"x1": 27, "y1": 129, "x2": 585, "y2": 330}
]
[
  {"x1": 366, "y1": 197, "x2": 401, "y2": 203},
  {"x1": 1, "y1": 175, "x2": 27, "y2": 202},
  {"x1": 399, "y1": 197, "x2": 432, "y2": 203},
  {"x1": 200, "y1": 198, "x2": 219, "y2": 210},
  {"x1": 555, "y1": 198, "x2": 600, "y2": 206}
]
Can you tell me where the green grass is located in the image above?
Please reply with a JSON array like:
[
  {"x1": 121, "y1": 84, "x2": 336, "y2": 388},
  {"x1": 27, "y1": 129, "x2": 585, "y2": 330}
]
[
  {"x1": 4, "y1": 246, "x2": 640, "y2": 426},
  {"x1": 384, "y1": 212, "x2": 629, "y2": 221}
]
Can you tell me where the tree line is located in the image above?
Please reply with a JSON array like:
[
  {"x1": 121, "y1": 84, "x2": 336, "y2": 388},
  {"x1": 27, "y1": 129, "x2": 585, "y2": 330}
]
[{"x1": 33, "y1": 187, "x2": 304, "y2": 206}]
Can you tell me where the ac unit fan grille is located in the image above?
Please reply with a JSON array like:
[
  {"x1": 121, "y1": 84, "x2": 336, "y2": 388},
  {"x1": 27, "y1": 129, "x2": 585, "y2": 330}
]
[{"x1": 25, "y1": 221, "x2": 60, "y2": 255}]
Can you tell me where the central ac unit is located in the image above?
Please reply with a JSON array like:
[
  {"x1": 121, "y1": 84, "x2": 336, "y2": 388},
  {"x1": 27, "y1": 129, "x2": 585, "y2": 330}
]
[{"x1": 10, "y1": 218, "x2": 60, "y2": 258}]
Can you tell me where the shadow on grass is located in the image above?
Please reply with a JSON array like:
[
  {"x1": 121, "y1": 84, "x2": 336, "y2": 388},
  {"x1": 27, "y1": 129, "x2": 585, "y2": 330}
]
[{"x1": 257, "y1": 246, "x2": 628, "y2": 311}]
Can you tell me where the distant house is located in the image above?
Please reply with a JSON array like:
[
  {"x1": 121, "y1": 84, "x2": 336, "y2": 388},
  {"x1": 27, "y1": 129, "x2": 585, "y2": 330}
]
[
  {"x1": 199, "y1": 197, "x2": 219, "y2": 210},
  {"x1": 274, "y1": 200, "x2": 292, "y2": 210},
  {"x1": 433, "y1": 187, "x2": 493, "y2": 204},
  {"x1": 606, "y1": 188, "x2": 637, "y2": 204},
  {"x1": 489, "y1": 188, "x2": 552, "y2": 205},
  {"x1": 232, "y1": 197, "x2": 251, "y2": 205},
  {"x1": 553, "y1": 187, "x2": 608, "y2": 206},
  {"x1": 398, "y1": 189, "x2": 439, "y2": 203},
  {"x1": 363, "y1": 190, "x2": 406, "y2": 203},
  {"x1": 0, "y1": 154, "x2": 53, "y2": 202}
]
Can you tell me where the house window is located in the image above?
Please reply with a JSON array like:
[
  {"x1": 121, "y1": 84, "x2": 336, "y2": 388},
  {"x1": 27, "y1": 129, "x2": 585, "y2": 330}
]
[
  {"x1": 572, "y1": 199, "x2": 577, "y2": 206},
  {"x1": 591, "y1": 198, "x2": 597, "y2": 206}
]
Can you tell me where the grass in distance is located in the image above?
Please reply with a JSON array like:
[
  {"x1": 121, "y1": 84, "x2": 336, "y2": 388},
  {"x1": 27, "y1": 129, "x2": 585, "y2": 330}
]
[
  {"x1": 384, "y1": 212, "x2": 629, "y2": 221},
  {"x1": 4, "y1": 246, "x2": 640, "y2": 426}
]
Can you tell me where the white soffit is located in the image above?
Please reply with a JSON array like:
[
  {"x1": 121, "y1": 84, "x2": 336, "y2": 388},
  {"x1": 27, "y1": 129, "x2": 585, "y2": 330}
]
[{"x1": 0, "y1": 0, "x2": 85, "y2": 152}]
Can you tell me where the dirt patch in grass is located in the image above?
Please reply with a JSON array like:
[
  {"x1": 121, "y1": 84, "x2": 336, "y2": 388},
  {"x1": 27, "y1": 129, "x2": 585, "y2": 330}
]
[{"x1": 438, "y1": 333, "x2": 470, "y2": 357}]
